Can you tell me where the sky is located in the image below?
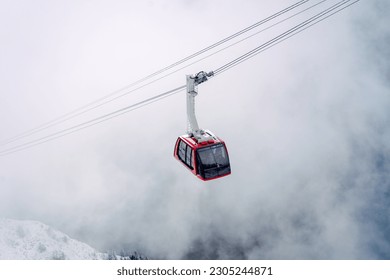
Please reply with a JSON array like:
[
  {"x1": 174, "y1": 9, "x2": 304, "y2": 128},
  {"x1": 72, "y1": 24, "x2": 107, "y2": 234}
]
[{"x1": 0, "y1": 0, "x2": 389, "y2": 259}]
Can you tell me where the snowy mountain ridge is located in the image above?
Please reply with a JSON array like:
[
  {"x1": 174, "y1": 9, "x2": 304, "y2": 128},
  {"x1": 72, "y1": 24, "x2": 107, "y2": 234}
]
[{"x1": 0, "y1": 218, "x2": 105, "y2": 260}]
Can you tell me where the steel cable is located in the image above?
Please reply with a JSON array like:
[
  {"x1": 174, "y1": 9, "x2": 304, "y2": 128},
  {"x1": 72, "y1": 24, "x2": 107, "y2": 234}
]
[{"x1": 0, "y1": 0, "x2": 310, "y2": 147}]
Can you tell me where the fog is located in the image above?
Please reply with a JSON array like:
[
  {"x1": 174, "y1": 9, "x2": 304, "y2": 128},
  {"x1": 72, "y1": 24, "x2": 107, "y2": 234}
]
[{"x1": 1, "y1": 0, "x2": 389, "y2": 259}]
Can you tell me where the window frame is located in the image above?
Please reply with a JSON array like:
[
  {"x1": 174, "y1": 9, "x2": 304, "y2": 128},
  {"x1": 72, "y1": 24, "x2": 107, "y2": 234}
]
[
  {"x1": 196, "y1": 143, "x2": 231, "y2": 179},
  {"x1": 177, "y1": 140, "x2": 194, "y2": 170}
]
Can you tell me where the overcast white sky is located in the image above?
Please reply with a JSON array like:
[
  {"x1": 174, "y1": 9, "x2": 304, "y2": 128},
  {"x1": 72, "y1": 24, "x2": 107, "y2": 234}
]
[{"x1": 1, "y1": 0, "x2": 389, "y2": 259}]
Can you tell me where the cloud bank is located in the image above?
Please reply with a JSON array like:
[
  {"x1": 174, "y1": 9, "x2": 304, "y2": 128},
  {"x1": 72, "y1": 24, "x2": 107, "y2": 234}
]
[{"x1": 0, "y1": 0, "x2": 389, "y2": 259}]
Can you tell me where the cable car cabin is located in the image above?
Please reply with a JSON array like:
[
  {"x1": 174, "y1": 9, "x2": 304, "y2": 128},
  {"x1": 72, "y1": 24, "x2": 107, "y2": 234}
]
[{"x1": 174, "y1": 131, "x2": 231, "y2": 181}]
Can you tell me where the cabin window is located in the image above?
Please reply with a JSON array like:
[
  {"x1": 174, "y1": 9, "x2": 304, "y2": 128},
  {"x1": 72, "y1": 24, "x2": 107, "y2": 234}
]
[
  {"x1": 186, "y1": 145, "x2": 192, "y2": 167},
  {"x1": 178, "y1": 140, "x2": 186, "y2": 162},
  {"x1": 178, "y1": 140, "x2": 193, "y2": 169},
  {"x1": 196, "y1": 143, "x2": 230, "y2": 179}
]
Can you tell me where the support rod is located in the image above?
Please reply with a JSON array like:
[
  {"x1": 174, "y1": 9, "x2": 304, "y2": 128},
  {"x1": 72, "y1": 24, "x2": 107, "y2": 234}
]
[
  {"x1": 185, "y1": 71, "x2": 214, "y2": 142},
  {"x1": 186, "y1": 75, "x2": 200, "y2": 134}
]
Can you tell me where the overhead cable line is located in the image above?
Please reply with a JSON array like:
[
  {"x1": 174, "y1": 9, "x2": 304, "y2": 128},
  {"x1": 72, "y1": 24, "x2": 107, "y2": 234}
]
[
  {"x1": 0, "y1": 0, "x2": 359, "y2": 157},
  {"x1": 0, "y1": 86, "x2": 185, "y2": 157},
  {"x1": 186, "y1": 0, "x2": 329, "y2": 74},
  {"x1": 0, "y1": 0, "x2": 310, "y2": 147},
  {"x1": 214, "y1": 0, "x2": 359, "y2": 75}
]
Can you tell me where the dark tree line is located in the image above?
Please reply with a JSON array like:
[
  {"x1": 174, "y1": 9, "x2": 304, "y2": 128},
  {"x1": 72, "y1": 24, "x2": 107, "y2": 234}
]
[{"x1": 106, "y1": 249, "x2": 147, "y2": 260}]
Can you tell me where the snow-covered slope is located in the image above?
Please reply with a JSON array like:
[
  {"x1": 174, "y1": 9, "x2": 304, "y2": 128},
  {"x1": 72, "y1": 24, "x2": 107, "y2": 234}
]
[{"x1": 0, "y1": 218, "x2": 105, "y2": 260}]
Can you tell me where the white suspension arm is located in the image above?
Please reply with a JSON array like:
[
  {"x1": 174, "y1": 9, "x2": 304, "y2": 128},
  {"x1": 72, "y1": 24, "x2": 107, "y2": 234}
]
[
  {"x1": 185, "y1": 71, "x2": 214, "y2": 141},
  {"x1": 187, "y1": 71, "x2": 214, "y2": 142},
  {"x1": 186, "y1": 75, "x2": 200, "y2": 134}
]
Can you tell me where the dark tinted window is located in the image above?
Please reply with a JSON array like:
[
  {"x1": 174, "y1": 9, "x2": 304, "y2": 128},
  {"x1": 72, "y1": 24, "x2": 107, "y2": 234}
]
[
  {"x1": 178, "y1": 140, "x2": 186, "y2": 162},
  {"x1": 196, "y1": 143, "x2": 230, "y2": 179},
  {"x1": 178, "y1": 140, "x2": 193, "y2": 169},
  {"x1": 186, "y1": 145, "x2": 192, "y2": 166}
]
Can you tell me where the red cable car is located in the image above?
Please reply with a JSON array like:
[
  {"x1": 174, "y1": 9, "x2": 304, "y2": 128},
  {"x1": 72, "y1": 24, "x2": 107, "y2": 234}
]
[
  {"x1": 174, "y1": 130, "x2": 231, "y2": 181},
  {"x1": 174, "y1": 71, "x2": 231, "y2": 181}
]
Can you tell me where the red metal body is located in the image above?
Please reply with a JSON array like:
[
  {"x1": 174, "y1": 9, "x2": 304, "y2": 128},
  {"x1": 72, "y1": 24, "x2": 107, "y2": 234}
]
[{"x1": 173, "y1": 134, "x2": 231, "y2": 181}]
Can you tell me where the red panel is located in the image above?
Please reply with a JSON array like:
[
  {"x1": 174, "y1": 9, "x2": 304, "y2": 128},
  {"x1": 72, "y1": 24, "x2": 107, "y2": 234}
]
[{"x1": 173, "y1": 134, "x2": 231, "y2": 181}]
